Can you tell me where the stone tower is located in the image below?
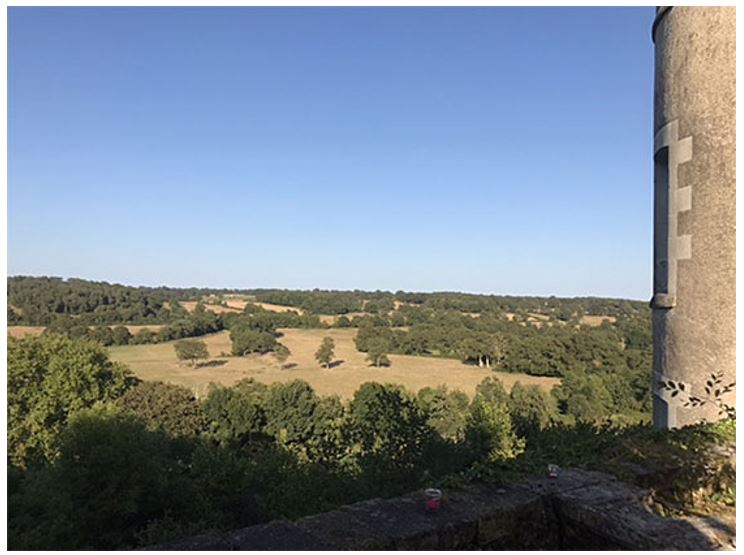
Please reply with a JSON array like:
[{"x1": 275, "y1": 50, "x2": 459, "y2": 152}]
[{"x1": 651, "y1": 6, "x2": 736, "y2": 428}]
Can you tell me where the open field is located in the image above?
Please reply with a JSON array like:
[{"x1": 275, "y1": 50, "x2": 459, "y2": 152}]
[
  {"x1": 8, "y1": 326, "x2": 45, "y2": 338},
  {"x1": 580, "y1": 314, "x2": 617, "y2": 326},
  {"x1": 179, "y1": 301, "x2": 241, "y2": 314},
  {"x1": 224, "y1": 299, "x2": 250, "y2": 310},
  {"x1": 253, "y1": 302, "x2": 303, "y2": 314},
  {"x1": 108, "y1": 328, "x2": 560, "y2": 399}
]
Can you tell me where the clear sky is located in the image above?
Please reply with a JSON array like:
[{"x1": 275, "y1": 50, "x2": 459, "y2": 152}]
[{"x1": 8, "y1": 7, "x2": 655, "y2": 299}]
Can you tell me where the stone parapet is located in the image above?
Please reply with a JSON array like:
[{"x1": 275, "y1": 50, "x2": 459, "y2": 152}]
[{"x1": 147, "y1": 469, "x2": 726, "y2": 550}]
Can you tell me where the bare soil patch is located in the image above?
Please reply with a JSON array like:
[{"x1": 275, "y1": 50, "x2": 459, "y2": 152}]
[
  {"x1": 8, "y1": 326, "x2": 45, "y2": 338},
  {"x1": 580, "y1": 315, "x2": 617, "y2": 327},
  {"x1": 252, "y1": 302, "x2": 303, "y2": 314},
  {"x1": 179, "y1": 301, "x2": 242, "y2": 314}
]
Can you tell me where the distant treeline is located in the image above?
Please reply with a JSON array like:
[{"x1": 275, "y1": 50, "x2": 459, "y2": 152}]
[
  {"x1": 41, "y1": 303, "x2": 324, "y2": 347},
  {"x1": 8, "y1": 276, "x2": 647, "y2": 325},
  {"x1": 7, "y1": 276, "x2": 242, "y2": 325}
]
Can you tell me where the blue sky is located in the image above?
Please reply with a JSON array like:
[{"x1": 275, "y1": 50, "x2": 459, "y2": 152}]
[{"x1": 8, "y1": 7, "x2": 655, "y2": 299}]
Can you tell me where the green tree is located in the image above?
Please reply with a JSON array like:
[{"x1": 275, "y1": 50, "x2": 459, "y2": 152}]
[
  {"x1": 417, "y1": 385, "x2": 471, "y2": 440},
  {"x1": 315, "y1": 337, "x2": 335, "y2": 368},
  {"x1": 130, "y1": 328, "x2": 156, "y2": 345},
  {"x1": 465, "y1": 399, "x2": 525, "y2": 463},
  {"x1": 507, "y1": 382, "x2": 557, "y2": 436},
  {"x1": 344, "y1": 382, "x2": 431, "y2": 462},
  {"x1": 365, "y1": 337, "x2": 391, "y2": 367},
  {"x1": 117, "y1": 381, "x2": 205, "y2": 438},
  {"x1": 343, "y1": 383, "x2": 436, "y2": 496},
  {"x1": 552, "y1": 370, "x2": 614, "y2": 423},
  {"x1": 474, "y1": 376, "x2": 509, "y2": 406},
  {"x1": 111, "y1": 325, "x2": 132, "y2": 345},
  {"x1": 264, "y1": 380, "x2": 323, "y2": 456},
  {"x1": 230, "y1": 324, "x2": 276, "y2": 356},
  {"x1": 174, "y1": 339, "x2": 209, "y2": 366},
  {"x1": 274, "y1": 343, "x2": 291, "y2": 364},
  {"x1": 201, "y1": 380, "x2": 268, "y2": 447},
  {"x1": 89, "y1": 326, "x2": 115, "y2": 346},
  {"x1": 8, "y1": 334, "x2": 134, "y2": 467},
  {"x1": 335, "y1": 315, "x2": 351, "y2": 328}
]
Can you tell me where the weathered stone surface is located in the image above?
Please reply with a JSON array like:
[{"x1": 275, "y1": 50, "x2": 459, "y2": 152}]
[
  {"x1": 294, "y1": 506, "x2": 391, "y2": 550},
  {"x1": 652, "y1": 6, "x2": 736, "y2": 429},
  {"x1": 552, "y1": 471, "x2": 718, "y2": 550},
  {"x1": 142, "y1": 533, "x2": 232, "y2": 551},
  {"x1": 226, "y1": 520, "x2": 332, "y2": 550},
  {"x1": 339, "y1": 494, "x2": 442, "y2": 549},
  {"x1": 514, "y1": 468, "x2": 609, "y2": 497},
  {"x1": 147, "y1": 468, "x2": 731, "y2": 550},
  {"x1": 432, "y1": 483, "x2": 547, "y2": 548}
]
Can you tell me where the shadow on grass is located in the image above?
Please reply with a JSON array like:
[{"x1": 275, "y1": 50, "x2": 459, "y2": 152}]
[{"x1": 196, "y1": 359, "x2": 228, "y2": 368}]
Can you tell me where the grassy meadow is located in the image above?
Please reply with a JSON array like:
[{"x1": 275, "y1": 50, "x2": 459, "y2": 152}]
[{"x1": 106, "y1": 328, "x2": 560, "y2": 399}]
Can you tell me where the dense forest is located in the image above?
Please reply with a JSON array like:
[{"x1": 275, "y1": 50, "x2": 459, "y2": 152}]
[{"x1": 8, "y1": 276, "x2": 646, "y2": 325}]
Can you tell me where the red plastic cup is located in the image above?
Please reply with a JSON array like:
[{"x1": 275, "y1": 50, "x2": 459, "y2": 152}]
[{"x1": 425, "y1": 488, "x2": 442, "y2": 512}]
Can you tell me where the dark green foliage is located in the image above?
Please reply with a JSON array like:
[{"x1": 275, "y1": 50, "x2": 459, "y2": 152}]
[
  {"x1": 274, "y1": 342, "x2": 291, "y2": 363},
  {"x1": 334, "y1": 315, "x2": 351, "y2": 328},
  {"x1": 8, "y1": 334, "x2": 134, "y2": 467},
  {"x1": 38, "y1": 311, "x2": 224, "y2": 346},
  {"x1": 315, "y1": 337, "x2": 335, "y2": 368},
  {"x1": 354, "y1": 325, "x2": 401, "y2": 352},
  {"x1": 253, "y1": 289, "x2": 366, "y2": 315},
  {"x1": 364, "y1": 298, "x2": 395, "y2": 314},
  {"x1": 474, "y1": 376, "x2": 510, "y2": 406},
  {"x1": 201, "y1": 380, "x2": 269, "y2": 447},
  {"x1": 230, "y1": 324, "x2": 277, "y2": 356},
  {"x1": 417, "y1": 385, "x2": 470, "y2": 440},
  {"x1": 552, "y1": 370, "x2": 615, "y2": 423},
  {"x1": 8, "y1": 276, "x2": 192, "y2": 325},
  {"x1": 89, "y1": 325, "x2": 115, "y2": 346},
  {"x1": 507, "y1": 382, "x2": 558, "y2": 436},
  {"x1": 156, "y1": 310, "x2": 224, "y2": 342},
  {"x1": 246, "y1": 445, "x2": 355, "y2": 521},
  {"x1": 343, "y1": 382, "x2": 435, "y2": 492},
  {"x1": 264, "y1": 380, "x2": 327, "y2": 457},
  {"x1": 8, "y1": 407, "x2": 257, "y2": 550},
  {"x1": 112, "y1": 325, "x2": 132, "y2": 345},
  {"x1": 465, "y1": 398, "x2": 525, "y2": 463},
  {"x1": 174, "y1": 339, "x2": 209, "y2": 366},
  {"x1": 117, "y1": 381, "x2": 205, "y2": 438},
  {"x1": 240, "y1": 304, "x2": 324, "y2": 329},
  {"x1": 130, "y1": 328, "x2": 157, "y2": 345},
  {"x1": 8, "y1": 305, "x2": 22, "y2": 324},
  {"x1": 365, "y1": 337, "x2": 391, "y2": 367}
]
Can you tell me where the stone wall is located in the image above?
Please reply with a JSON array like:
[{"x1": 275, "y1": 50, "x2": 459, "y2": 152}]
[{"x1": 148, "y1": 469, "x2": 726, "y2": 550}]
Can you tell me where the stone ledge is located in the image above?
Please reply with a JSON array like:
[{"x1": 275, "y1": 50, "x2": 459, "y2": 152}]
[{"x1": 148, "y1": 469, "x2": 725, "y2": 550}]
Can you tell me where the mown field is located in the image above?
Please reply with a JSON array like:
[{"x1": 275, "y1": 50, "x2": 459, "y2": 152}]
[{"x1": 107, "y1": 328, "x2": 561, "y2": 399}]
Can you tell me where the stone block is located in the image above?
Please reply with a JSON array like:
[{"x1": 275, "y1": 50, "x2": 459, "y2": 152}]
[
  {"x1": 339, "y1": 495, "x2": 440, "y2": 550},
  {"x1": 294, "y1": 507, "x2": 390, "y2": 550},
  {"x1": 226, "y1": 520, "x2": 332, "y2": 550},
  {"x1": 142, "y1": 533, "x2": 232, "y2": 551}
]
